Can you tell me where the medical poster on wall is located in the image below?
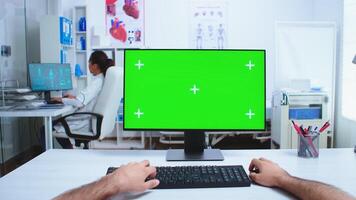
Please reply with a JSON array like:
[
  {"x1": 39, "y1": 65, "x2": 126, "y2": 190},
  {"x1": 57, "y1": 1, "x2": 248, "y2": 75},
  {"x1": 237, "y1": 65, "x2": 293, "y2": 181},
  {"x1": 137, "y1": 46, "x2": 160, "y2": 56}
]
[
  {"x1": 105, "y1": 0, "x2": 144, "y2": 48},
  {"x1": 189, "y1": 1, "x2": 228, "y2": 49}
]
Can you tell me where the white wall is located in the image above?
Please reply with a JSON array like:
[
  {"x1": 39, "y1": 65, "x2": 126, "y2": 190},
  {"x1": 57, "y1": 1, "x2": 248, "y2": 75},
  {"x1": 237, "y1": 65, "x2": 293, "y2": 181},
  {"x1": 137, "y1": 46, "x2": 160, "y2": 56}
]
[
  {"x1": 61, "y1": 0, "x2": 86, "y2": 18},
  {"x1": 145, "y1": 0, "x2": 318, "y2": 102},
  {"x1": 87, "y1": 0, "x2": 340, "y2": 103},
  {"x1": 85, "y1": 0, "x2": 343, "y2": 140}
]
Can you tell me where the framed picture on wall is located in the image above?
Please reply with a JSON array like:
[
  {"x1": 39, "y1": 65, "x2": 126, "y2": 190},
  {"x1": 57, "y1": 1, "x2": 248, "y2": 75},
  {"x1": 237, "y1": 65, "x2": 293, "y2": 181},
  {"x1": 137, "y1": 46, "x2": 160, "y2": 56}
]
[{"x1": 105, "y1": 0, "x2": 145, "y2": 48}]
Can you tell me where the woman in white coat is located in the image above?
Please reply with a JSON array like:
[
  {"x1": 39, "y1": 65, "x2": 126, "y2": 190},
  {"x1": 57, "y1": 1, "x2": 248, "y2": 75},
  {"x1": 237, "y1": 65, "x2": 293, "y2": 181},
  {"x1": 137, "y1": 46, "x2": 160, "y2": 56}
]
[{"x1": 51, "y1": 51, "x2": 114, "y2": 149}]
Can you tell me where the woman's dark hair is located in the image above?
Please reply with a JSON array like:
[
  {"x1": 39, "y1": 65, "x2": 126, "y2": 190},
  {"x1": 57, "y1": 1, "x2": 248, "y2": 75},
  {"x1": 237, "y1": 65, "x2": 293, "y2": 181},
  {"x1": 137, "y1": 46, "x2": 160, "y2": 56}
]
[{"x1": 89, "y1": 51, "x2": 115, "y2": 76}]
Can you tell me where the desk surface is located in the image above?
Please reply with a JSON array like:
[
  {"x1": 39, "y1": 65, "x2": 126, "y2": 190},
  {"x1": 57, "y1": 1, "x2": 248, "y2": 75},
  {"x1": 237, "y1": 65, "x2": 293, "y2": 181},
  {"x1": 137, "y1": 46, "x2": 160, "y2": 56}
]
[
  {"x1": 0, "y1": 105, "x2": 74, "y2": 117},
  {"x1": 0, "y1": 149, "x2": 355, "y2": 200}
]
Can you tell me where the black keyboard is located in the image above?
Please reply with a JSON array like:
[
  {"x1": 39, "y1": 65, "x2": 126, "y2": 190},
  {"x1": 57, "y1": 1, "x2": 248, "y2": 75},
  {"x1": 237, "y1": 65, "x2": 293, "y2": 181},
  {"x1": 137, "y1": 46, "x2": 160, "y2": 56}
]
[
  {"x1": 39, "y1": 104, "x2": 64, "y2": 109},
  {"x1": 106, "y1": 165, "x2": 251, "y2": 189}
]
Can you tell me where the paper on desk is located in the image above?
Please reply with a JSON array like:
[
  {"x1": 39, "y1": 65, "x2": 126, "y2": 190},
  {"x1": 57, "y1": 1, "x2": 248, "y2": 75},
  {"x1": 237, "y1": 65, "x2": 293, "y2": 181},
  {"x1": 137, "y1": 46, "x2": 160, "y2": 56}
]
[
  {"x1": 20, "y1": 95, "x2": 37, "y2": 100},
  {"x1": 15, "y1": 88, "x2": 31, "y2": 93}
]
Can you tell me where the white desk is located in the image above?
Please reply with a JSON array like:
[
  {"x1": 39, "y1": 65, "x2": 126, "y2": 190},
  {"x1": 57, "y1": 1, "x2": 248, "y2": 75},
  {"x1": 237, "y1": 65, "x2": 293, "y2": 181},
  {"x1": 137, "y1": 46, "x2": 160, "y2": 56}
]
[
  {"x1": 0, "y1": 106, "x2": 75, "y2": 150},
  {"x1": 0, "y1": 148, "x2": 355, "y2": 199}
]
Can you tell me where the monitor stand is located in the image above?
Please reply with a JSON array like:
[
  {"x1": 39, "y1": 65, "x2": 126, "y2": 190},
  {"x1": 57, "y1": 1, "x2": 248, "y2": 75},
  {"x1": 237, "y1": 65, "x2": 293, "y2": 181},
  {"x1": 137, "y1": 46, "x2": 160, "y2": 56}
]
[
  {"x1": 166, "y1": 131, "x2": 224, "y2": 161},
  {"x1": 44, "y1": 91, "x2": 62, "y2": 103}
]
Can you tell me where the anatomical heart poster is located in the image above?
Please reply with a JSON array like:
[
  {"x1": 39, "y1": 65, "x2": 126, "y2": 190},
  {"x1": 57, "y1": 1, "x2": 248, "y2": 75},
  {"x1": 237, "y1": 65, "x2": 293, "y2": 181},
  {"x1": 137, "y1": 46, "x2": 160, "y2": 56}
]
[{"x1": 106, "y1": 0, "x2": 144, "y2": 48}]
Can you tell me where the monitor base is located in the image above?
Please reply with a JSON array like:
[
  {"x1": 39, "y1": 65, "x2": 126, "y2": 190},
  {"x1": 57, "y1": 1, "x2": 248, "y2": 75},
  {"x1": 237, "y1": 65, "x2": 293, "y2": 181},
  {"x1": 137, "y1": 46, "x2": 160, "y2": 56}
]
[{"x1": 166, "y1": 149, "x2": 224, "y2": 161}]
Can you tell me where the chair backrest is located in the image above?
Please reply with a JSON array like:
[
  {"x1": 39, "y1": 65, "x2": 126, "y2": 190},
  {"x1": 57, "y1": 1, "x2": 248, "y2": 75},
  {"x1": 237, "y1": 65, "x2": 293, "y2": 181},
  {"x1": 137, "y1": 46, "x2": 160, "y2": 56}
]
[{"x1": 92, "y1": 66, "x2": 123, "y2": 139}]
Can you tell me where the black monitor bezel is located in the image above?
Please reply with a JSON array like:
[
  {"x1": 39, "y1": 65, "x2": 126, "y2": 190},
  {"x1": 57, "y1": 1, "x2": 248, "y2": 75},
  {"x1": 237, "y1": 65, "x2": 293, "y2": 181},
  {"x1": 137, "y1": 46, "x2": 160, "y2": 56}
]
[
  {"x1": 28, "y1": 63, "x2": 73, "y2": 92},
  {"x1": 123, "y1": 49, "x2": 266, "y2": 132}
]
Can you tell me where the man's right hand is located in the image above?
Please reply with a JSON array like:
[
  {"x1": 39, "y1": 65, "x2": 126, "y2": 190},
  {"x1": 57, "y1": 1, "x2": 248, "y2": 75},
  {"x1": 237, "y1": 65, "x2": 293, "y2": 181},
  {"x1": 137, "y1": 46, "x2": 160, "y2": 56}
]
[
  {"x1": 108, "y1": 160, "x2": 160, "y2": 193},
  {"x1": 248, "y1": 158, "x2": 290, "y2": 187}
]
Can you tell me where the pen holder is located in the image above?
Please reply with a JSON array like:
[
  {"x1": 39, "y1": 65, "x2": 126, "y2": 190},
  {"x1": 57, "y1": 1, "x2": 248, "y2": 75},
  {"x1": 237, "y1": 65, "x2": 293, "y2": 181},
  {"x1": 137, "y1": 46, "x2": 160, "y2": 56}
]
[{"x1": 297, "y1": 133, "x2": 319, "y2": 158}]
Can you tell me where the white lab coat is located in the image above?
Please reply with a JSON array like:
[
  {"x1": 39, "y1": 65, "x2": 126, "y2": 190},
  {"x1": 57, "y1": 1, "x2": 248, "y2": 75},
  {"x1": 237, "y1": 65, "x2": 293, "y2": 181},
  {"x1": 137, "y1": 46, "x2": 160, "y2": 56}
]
[{"x1": 54, "y1": 73, "x2": 104, "y2": 135}]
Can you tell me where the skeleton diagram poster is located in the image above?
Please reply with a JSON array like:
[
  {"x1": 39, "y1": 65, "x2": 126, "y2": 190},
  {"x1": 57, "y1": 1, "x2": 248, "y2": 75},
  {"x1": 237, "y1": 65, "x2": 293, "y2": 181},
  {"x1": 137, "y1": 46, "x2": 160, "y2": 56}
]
[
  {"x1": 106, "y1": 0, "x2": 144, "y2": 48},
  {"x1": 190, "y1": 1, "x2": 228, "y2": 49}
]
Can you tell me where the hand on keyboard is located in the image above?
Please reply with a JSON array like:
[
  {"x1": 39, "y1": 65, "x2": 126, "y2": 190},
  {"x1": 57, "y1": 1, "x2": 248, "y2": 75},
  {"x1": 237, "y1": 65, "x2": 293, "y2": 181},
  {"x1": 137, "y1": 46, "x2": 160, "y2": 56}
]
[
  {"x1": 248, "y1": 158, "x2": 289, "y2": 187},
  {"x1": 48, "y1": 98, "x2": 63, "y2": 104},
  {"x1": 106, "y1": 160, "x2": 160, "y2": 193}
]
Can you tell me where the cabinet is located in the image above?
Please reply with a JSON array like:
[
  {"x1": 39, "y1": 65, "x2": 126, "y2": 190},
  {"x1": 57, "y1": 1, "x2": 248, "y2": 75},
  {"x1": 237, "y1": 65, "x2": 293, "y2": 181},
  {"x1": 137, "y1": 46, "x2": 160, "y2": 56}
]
[
  {"x1": 40, "y1": 15, "x2": 74, "y2": 64},
  {"x1": 271, "y1": 90, "x2": 333, "y2": 149}
]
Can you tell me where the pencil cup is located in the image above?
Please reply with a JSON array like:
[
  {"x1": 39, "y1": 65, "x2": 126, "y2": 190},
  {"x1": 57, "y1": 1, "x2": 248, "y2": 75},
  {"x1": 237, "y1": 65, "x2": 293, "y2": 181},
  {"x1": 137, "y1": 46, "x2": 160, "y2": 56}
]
[{"x1": 297, "y1": 134, "x2": 319, "y2": 158}]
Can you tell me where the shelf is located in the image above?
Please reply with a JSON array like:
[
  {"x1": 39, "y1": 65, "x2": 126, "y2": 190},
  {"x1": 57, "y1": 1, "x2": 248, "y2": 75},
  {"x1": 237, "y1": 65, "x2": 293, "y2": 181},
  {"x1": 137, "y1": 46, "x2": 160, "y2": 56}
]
[
  {"x1": 75, "y1": 6, "x2": 86, "y2": 9},
  {"x1": 76, "y1": 50, "x2": 87, "y2": 53},
  {"x1": 76, "y1": 31, "x2": 86, "y2": 34},
  {"x1": 91, "y1": 46, "x2": 116, "y2": 50},
  {"x1": 61, "y1": 44, "x2": 73, "y2": 48},
  {"x1": 76, "y1": 75, "x2": 87, "y2": 79}
]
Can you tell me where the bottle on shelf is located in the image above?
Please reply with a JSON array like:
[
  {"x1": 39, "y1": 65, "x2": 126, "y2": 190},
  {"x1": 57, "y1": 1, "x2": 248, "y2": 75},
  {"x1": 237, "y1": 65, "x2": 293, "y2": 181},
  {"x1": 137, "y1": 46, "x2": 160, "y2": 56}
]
[
  {"x1": 75, "y1": 64, "x2": 83, "y2": 77},
  {"x1": 79, "y1": 17, "x2": 86, "y2": 32}
]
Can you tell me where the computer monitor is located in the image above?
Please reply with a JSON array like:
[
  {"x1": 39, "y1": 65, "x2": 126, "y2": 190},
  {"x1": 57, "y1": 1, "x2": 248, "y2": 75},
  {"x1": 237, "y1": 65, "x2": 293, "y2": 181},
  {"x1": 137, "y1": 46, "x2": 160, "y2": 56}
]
[
  {"x1": 29, "y1": 63, "x2": 73, "y2": 101},
  {"x1": 124, "y1": 49, "x2": 266, "y2": 161}
]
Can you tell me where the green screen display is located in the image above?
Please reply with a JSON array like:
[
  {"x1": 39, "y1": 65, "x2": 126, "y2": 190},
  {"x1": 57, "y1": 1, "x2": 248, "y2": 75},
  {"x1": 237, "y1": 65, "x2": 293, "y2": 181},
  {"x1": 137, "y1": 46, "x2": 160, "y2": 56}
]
[{"x1": 124, "y1": 49, "x2": 265, "y2": 130}]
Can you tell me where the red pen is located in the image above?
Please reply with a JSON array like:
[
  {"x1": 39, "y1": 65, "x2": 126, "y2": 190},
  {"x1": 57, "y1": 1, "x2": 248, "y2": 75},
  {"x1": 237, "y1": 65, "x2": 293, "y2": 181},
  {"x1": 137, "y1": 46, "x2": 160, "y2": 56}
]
[{"x1": 319, "y1": 122, "x2": 330, "y2": 133}]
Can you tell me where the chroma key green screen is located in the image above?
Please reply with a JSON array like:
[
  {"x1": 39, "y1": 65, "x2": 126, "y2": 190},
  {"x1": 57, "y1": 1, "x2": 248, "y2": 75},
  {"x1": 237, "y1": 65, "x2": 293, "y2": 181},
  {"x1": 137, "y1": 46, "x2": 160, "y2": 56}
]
[{"x1": 124, "y1": 49, "x2": 265, "y2": 131}]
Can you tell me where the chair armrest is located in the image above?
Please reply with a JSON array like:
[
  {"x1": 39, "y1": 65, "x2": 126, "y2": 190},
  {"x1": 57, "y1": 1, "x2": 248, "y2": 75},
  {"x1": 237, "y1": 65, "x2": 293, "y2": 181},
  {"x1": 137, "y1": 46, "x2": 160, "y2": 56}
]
[{"x1": 53, "y1": 112, "x2": 103, "y2": 140}]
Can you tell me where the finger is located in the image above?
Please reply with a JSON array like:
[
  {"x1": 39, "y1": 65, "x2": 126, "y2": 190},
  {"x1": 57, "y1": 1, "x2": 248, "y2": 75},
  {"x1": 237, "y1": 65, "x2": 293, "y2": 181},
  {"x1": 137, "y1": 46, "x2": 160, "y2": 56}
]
[
  {"x1": 127, "y1": 162, "x2": 136, "y2": 166},
  {"x1": 249, "y1": 159, "x2": 262, "y2": 171},
  {"x1": 259, "y1": 157, "x2": 272, "y2": 163},
  {"x1": 145, "y1": 166, "x2": 157, "y2": 177},
  {"x1": 140, "y1": 160, "x2": 150, "y2": 167},
  {"x1": 143, "y1": 179, "x2": 160, "y2": 190},
  {"x1": 249, "y1": 172, "x2": 259, "y2": 182},
  {"x1": 149, "y1": 167, "x2": 157, "y2": 178}
]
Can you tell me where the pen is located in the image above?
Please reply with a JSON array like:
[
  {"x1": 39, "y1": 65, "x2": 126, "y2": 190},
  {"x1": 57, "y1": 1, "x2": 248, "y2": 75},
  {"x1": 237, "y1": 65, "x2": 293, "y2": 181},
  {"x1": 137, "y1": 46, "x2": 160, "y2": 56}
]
[
  {"x1": 292, "y1": 121, "x2": 314, "y2": 156},
  {"x1": 299, "y1": 125, "x2": 307, "y2": 136},
  {"x1": 319, "y1": 121, "x2": 330, "y2": 133},
  {"x1": 292, "y1": 120, "x2": 302, "y2": 134},
  {"x1": 319, "y1": 123, "x2": 330, "y2": 133}
]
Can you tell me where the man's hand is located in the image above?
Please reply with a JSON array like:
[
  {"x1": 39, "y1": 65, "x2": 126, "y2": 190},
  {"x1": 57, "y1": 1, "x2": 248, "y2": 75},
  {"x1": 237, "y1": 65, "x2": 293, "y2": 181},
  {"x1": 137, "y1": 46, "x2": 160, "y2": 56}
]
[
  {"x1": 109, "y1": 160, "x2": 160, "y2": 193},
  {"x1": 248, "y1": 158, "x2": 289, "y2": 187}
]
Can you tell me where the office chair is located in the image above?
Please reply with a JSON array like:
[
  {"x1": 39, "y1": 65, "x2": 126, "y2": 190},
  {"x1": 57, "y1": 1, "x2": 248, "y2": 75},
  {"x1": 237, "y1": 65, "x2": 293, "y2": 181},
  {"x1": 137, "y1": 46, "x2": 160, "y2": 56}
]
[{"x1": 53, "y1": 66, "x2": 123, "y2": 149}]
